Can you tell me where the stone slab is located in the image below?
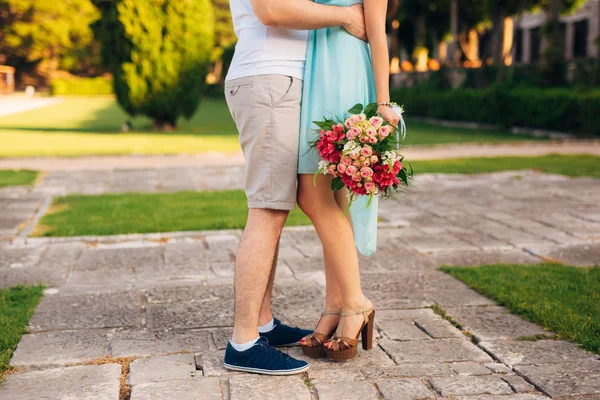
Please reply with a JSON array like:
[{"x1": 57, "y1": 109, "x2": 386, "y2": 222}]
[
  {"x1": 0, "y1": 364, "x2": 121, "y2": 400},
  {"x1": 108, "y1": 329, "x2": 211, "y2": 358},
  {"x1": 446, "y1": 306, "x2": 550, "y2": 341},
  {"x1": 196, "y1": 351, "x2": 242, "y2": 377},
  {"x1": 228, "y1": 375, "x2": 311, "y2": 400},
  {"x1": 429, "y1": 376, "x2": 514, "y2": 396},
  {"x1": 515, "y1": 360, "x2": 600, "y2": 398},
  {"x1": 527, "y1": 242, "x2": 600, "y2": 267},
  {"x1": 414, "y1": 318, "x2": 463, "y2": 339},
  {"x1": 479, "y1": 340, "x2": 596, "y2": 367},
  {"x1": 456, "y1": 396, "x2": 548, "y2": 400},
  {"x1": 376, "y1": 378, "x2": 436, "y2": 400},
  {"x1": 501, "y1": 374, "x2": 537, "y2": 393},
  {"x1": 308, "y1": 369, "x2": 365, "y2": 383},
  {"x1": 450, "y1": 362, "x2": 493, "y2": 376},
  {"x1": 361, "y1": 364, "x2": 455, "y2": 380},
  {"x1": 129, "y1": 353, "x2": 197, "y2": 385},
  {"x1": 432, "y1": 249, "x2": 540, "y2": 267},
  {"x1": 379, "y1": 338, "x2": 493, "y2": 364},
  {"x1": 283, "y1": 345, "x2": 396, "y2": 370},
  {"x1": 130, "y1": 378, "x2": 223, "y2": 400},
  {"x1": 377, "y1": 319, "x2": 431, "y2": 341},
  {"x1": 28, "y1": 290, "x2": 141, "y2": 332},
  {"x1": 10, "y1": 329, "x2": 110, "y2": 370},
  {"x1": 316, "y1": 381, "x2": 380, "y2": 400}
]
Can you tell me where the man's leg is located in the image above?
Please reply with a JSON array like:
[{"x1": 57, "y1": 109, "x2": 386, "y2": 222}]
[
  {"x1": 232, "y1": 209, "x2": 287, "y2": 344},
  {"x1": 259, "y1": 240, "x2": 279, "y2": 327}
]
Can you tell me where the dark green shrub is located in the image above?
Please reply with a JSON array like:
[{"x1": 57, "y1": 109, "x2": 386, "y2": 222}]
[
  {"x1": 92, "y1": 0, "x2": 215, "y2": 130},
  {"x1": 50, "y1": 76, "x2": 113, "y2": 96},
  {"x1": 392, "y1": 87, "x2": 600, "y2": 136}
]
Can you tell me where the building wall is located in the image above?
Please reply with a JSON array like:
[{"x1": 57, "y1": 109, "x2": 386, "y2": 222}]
[{"x1": 514, "y1": 0, "x2": 599, "y2": 63}]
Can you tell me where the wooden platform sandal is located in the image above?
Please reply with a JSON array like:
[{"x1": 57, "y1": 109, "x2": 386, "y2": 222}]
[
  {"x1": 324, "y1": 298, "x2": 375, "y2": 361},
  {"x1": 300, "y1": 310, "x2": 341, "y2": 359}
]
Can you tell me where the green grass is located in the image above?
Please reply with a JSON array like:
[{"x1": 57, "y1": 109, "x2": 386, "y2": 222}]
[
  {"x1": 442, "y1": 264, "x2": 600, "y2": 354},
  {"x1": 415, "y1": 154, "x2": 600, "y2": 178},
  {"x1": 0, "y1": 170, "x2": 39, "y2": 187},
  {"x1": 34, "y1": 190, "x2": 312, "y2": 237},
  {"x1": 0, "y1": 97, "x2": 545, "y2": 158},
  {"x1": 0, "y1": 285, "x2": 44, "y2": 381}
]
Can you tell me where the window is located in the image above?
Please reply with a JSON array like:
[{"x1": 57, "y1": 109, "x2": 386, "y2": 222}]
[
  {"x1": 531, "y1": 27, "x2": 542, "y2": 62},
  {"x1": 573, "y1": 19, "x2": 589, "y2": 58},
  {"x1": 515, "y1": 28, "x2": 524, "y2": 63}
]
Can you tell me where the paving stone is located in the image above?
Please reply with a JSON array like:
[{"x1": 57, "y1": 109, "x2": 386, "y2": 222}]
[
  {"x1": 515, "y1": 360, "x2": 600, "y2": 398},
  {"x1": 379, "y1": 338, "x2": 493, "y2": 364},
  {"x1": 446, "y1": 306, "x2": 550, "y2": 341},
  {"x1": 450, "y1": 362, "x2": 493, "y2": 376},
  {"x1": 456, "y1": 395, "x2": 549, "y2": 400},
  {"x1": 283, "y1": 346, "x2": 395, "y2": 370},
  {"x1": 378, "y1": 319, "x2": 431, "y2": 341},
  {"x1": 376, "y1": 378, "x2": 435, "y2": 400},
  {"x1": 196, "y1": 351, "x2": 242, "y2": 377},
  {"x1": 129, "y1": 353, "x2": 197, "y2": 385},
  {"x1": 165, "y1": 241, "x2": 233, "y2": 267},
  {"x1": 423, "y1": 284, "x2": 496, "y2": 307},
  {"x1": 361, "y1": 364, "x2": 455, "y2": 379},
  {"x1": 0, "y1": 245, "x2": 45, "y2": 270},
  {"x1": 376, "y1": 309, "x2": 440, "y2": 321},
  {"x1": 29, "y1": 290, "x2": 141, "y2": 332},
  {"x1": 109, "y1": 329, "x2": 211, "y2": 358},
  {"x1": 432, "y1": 249, "x2": 540, "y2": 267},
  {"x1": 308, "y1": 368, "x2": 365, "y2": 383},
  {"x1": 130, "y1": 378, "x2": 223, "y2": 400},
  {"x1": 479, "y1": 340, "x2": 597, "y2": 367},
  {"x1": 0, "y1": 364, "x2": 121, "y2": 400},
  {"x1": 211, "y1": 328, "x2": 233, "y2": 350},
  {"x1": 485, "y1": 363, "x2": 513, "y2": 374},
  {"x1": 10, "y1": 329, "x2": 109, "y2": 370},
  {"x1": 414, "y1": 318, "x2": 463, "y2": 339},
  {"x1": 502, "y1": 375, "x2": 537, "y2": 393},
  {"x1": 527, "y1": 242, "x2": 600, "y2": 267},
  {"x1": 316, "y1": 381, "x2": 380, "y2": 400},
  {"x1": 429, "y1": 375, "x2": 513, "y2": 396},
  {"x1": 229, "y1": 375, "x2": 311, "y2": 400}
]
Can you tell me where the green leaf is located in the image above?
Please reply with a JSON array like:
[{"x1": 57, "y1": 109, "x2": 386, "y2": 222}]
[
  {"x1": 399, "y1": 169, "x2": 408, "y2": 186},
  {"x1": 364, "y1": 103, "x2": 378, "y2": 119},
  {"x1": 348, "y1": 103, "x2": 364, "y2": 114},
  {"x1": 313, "y1": 121, "x2": 330, "y2": 130},
  {"x1": 331, "y1": 177, "x2": 345, "y2": 191}
]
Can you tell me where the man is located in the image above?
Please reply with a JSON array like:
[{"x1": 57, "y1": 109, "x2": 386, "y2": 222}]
[{"x1": 223, "y1": 0, "x2": 367, "y2": 375}]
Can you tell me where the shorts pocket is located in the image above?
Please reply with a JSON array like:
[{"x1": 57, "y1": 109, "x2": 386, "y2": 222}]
[
  {"x1": 270, "y1": 76, "x2": 294, "y2": 108},
  {"x1": 226, "y1": 83, "x2": 252, "y2": 97}
]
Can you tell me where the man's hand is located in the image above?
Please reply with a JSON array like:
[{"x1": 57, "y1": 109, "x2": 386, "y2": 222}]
[{"x1": 342, "y1": 4, "x2": 367, "y2": 42}]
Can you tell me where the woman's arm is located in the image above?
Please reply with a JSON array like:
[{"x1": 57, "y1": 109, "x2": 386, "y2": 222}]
[
  {"x1": 364, "y1": 0, "x2": 399, "y2": 125},
  {"x1": 251, "y1": 0, "x2": 366, "y2": 41}
]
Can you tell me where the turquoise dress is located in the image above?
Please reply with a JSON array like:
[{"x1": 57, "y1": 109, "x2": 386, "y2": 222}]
[{"x1": 298, "y1": 0, "x2": 378, "y2": 256}]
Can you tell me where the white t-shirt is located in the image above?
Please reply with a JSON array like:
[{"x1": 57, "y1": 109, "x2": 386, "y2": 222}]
[{"x1": 226, "y1": 0, "x2": 309, "y2": 81}]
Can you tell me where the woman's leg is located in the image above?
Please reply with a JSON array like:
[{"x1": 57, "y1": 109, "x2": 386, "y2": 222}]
[{"x1": 297, "y1": 174, "x2": 372, "y2": 341}]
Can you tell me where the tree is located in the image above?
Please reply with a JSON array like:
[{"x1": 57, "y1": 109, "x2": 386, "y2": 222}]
[
  {"x1": 208, "y1": 0, "x2": 236, "y2": 82},
  {"x1": 93, "y1": 0, "x2": 215, "y2": 130},
  {"x1": 0, "y1": 0, "x2": 98, "y2": 79}
]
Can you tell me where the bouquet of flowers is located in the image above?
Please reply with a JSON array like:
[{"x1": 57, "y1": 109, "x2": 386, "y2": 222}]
[{"x1": 312, "y1": 102, "x2": 413, "y2": 209}]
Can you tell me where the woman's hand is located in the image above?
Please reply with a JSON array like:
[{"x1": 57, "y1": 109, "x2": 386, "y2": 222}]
[{"x1": 378, "y1": 105, "x2": 400, "y2": 127}]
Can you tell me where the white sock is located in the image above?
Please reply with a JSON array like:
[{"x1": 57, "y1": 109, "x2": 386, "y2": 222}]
[
  {"x1": 258, "y1": 318, "x2": 275, "y2": 333},
  {"x1": 229, "y1": 337, "x2": 259, "y2": 352}
]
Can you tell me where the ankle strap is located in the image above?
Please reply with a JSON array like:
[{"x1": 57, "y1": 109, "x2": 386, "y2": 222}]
[{"x1": 321, "y1": 310, "x2": 341, "y2": 317}]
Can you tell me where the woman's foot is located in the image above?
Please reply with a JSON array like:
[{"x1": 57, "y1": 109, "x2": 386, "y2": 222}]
[
  {"x1": 324, "y1": 297, "x2": 375, "y2": 360},
  {"x1": 299, "y1": 309, "x2": 341, "y2": 358}
]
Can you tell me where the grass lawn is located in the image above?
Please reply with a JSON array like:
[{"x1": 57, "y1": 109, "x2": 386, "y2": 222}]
[
  {"x1": 442, "y1": 264, "x2": 600, "y2": 354},
  {"x1": 0, "y1": 285, "x2": 44, "y2": 382},
  {"x1": 0, "y1": 170, "x2": 38, "y2": 187},
  {"x1": 34, "y1": 190, "x2": 312, "y2": 237},
  {"x1": 415, "y1": 154, "x2": 600, "y2": 178},
  {"x1": 0, "y1": 97, "x2": 544, "y2": 158}
]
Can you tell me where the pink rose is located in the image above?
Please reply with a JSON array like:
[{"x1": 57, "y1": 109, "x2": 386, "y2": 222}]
[
  {"x1": 363, "y1": 160, "x2": 371, "y2": 167},
  {"x1": 346, "y1": 165, "x2": 358, "y2": 176},
  {"x1": 369, "y1": 116, "x2": 383, "y2": 129},
  {"x1": 360, "y1": 136, "x2": 368, "y2": 143},
  {"x1": 350, "y1": 151, "x2": 359, "y2": 160},
  {"x1": 370, "y1": 155, "x2": 379, "y2": 163},
  {"x1": 369, "y1": 137, "x2": 378, "y2": 144},
  {"x1": 360, "y1": 167, "x2": 374, "y2": 178},
  {"x1": 378, "y1": 125, "x2": 391, "y2": 139},
  {"x1": 360, "y1": 146, "x2": 373, "y2": 157},
  {"x1": 337, "y1": 163, "x2": 347, "y2": 174},
  {"x1": 356, "y1": 114, "x2": 366, "y2": 121},
  {"x1": 344, "y1": 117, "x2": 354, "y2": 128},
  {"x1": 352, "y1": 174, "x2": 362, "y2": 182},
  {"x1": 353, "y1": 160, "x2": 362, "y2": 167},
  {"x1": 366, "y1": 127, "x2": 377, "y2": 137},
  {"x1": 364, "y1": 182, "x2": 376, "y2": 192},
  {"x1": 342, "y1": 156, "x2": 352, "y2": 165}
]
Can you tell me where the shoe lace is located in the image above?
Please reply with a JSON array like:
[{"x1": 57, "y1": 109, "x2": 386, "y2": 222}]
[{"x1": 258, "y1": 341, "x2": 293, "y2": 361}]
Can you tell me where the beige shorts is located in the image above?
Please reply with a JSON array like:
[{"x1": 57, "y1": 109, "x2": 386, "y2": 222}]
[{"x1": 225, "y1": 75, "x2": 302, "y2": 211}]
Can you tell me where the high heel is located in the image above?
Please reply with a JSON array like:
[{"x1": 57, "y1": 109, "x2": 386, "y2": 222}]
[
  {"x1": 324, "y1": 298, "x2": 375, "y2": 361},
  {"x1": 300, "y1": 310, "x2": 341, "y2": 359}
]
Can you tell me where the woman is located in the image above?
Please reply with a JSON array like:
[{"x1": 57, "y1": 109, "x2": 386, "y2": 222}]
[{"x1": 297, "y1": 0, "x2": 401, "y2": 361}]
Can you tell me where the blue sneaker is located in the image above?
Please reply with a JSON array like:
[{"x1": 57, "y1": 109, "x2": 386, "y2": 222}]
[
  {"x1": 260, "y1": 319, "x2": 313, "y2": 347},
  {"x1": 224, "y1": 337, "x2": 309, "y2": 375}
]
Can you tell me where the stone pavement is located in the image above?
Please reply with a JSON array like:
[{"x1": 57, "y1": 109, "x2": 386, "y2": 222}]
[
  {"x1": 0, "y1": 168, "x2": 599, "y2": 399},
  {"x1": 0, "y1": 140, "x2": 599, "y2": 171}
]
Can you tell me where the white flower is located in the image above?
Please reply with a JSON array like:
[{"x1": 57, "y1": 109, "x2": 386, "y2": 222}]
[{"x1": 318, "y1": 160, "x2": 330, "y2": 174}]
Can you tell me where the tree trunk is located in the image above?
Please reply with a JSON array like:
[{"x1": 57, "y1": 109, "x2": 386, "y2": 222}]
[
  {"x1": 542, "y1": 0, "x2": 565, "y2": 85},
  {"x1": 447, "y1": 0, "x2": 459, "y2": 66}
]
